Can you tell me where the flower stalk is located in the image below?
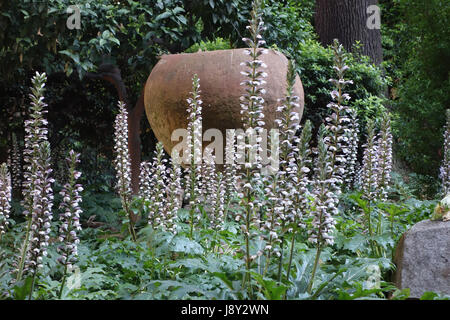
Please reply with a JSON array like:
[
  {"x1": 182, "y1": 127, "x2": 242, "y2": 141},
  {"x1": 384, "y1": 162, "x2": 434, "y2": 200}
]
[
  {"x1": 237, "y1": 0, "x2": 267, "y2": 291},
  {"x1": 113, "y1": 101, "x2": 136, "y2": 241},
  {"x1": 16, "y1": 72, "x2": 50, "y2": 283},
  {"x1": 57, "y1": 150, "x2": 83, "y2": 299},
  {"x1": 0, "y1": 163, "x2": 11, "y2": 241},
  {"x1": 184, "y1": 74, "x2": 203, "y2": 240},
  {"x1": 307, "y1": 125, "x2": 337, "y2": 294}
]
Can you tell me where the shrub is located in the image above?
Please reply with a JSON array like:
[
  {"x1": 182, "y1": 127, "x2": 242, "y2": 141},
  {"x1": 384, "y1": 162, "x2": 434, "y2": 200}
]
[
  {"x1": 184, "y1": 37, "x2": 232, "y2": 53},
  {"x1": 292, "y1": 39, "x2": 389, "y2": 139},
  {"x1": 382, "y1": 0, "x2": 450, "y2": 176}
]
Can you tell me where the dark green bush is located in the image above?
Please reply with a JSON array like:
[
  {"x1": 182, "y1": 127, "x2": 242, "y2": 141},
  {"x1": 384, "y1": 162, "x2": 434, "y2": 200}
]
[
  {"x1": 184, "y1": 37, "x2": 233, "y2": 53},
  {"x1": 382, "y1": 0, "x2": 450, "y2": 176}
]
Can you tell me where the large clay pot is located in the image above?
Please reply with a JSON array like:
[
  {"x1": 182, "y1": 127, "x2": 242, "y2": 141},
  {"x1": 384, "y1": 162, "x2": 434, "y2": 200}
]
[{"x1": 143, "y1": 49, "x2": 305, "y2": 157}]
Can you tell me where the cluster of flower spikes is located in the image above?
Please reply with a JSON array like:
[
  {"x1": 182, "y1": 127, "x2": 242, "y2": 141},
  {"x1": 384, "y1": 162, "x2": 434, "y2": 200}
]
[
  {"x1": 139, "y1": 162, "x2": 152, "y2": 203},
  {"x1": 261, "y1": 169, "x2": 283, "y2": 258},
  {"x1": 375, "y1": 112, "x2": 393, "y2": 201},
  {"x1": 358, "y1": 113, "x2": 394, "y2": 203},
  {"x1": 274, "y1": 60, "x2": 301, "y2": 230},
  {"x1": 27, "y1": 141, "x2": 54, "y2": 272},
  {"x1": 308, "y1": 125, "x2": 337, "y2": 246},
  {"x1": 261, "y1": 60, "x2": 302, "y2": 259},
  {"x1": 291, "y1": 120, "x2": 313, "y2": 232},
  {"x1": 8, "y1": 133, "x2": 22, "y2": 191},
  {"x1": 113, "y1": 101, "x2": 132, "y2": 208},
  {"x1": 0, "y1": 163, "x2": 11, "y2": 236},
  {"x1": 22, "y1": 72, "x2": 51, "y2": 219},
  {"x1": 360, "y1": 119, "x2": 379, "y2": 202},
  {"x1": 343, "y1": 107, "x2": 360, "y2": 188},
  {"x1": 57, "y1": 150, "x2": 83, "y2": 269},
  {"x1": 202, "y1": 148, "x2": 225, "y2": 231},
  {"x1": 440, "y1": 109, "x2": 450, "y2": 194},
  {"x1": 140, "y1": 142, "x2": 168, "y2": 228},
  {"x1": 184, "y1": 74, "x2": 204, "y2": 228},
  {"x1": 161, "y1": 153, "x2": 183, "y2": 235},
  {"x1": 325, "y1": 39, "x2": 353, "y2": 195},
  {"x1": 236, "y1": 0, "x2": 268, "y2": 264},
  {"x1": 21, "y1": 72, "x2": 55, "y2": 274}
]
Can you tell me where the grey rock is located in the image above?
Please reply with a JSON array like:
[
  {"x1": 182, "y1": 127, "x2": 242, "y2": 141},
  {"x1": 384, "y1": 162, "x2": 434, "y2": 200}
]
[{"x1": 394, "y1": 219, "x2": 450, "y2": 298}]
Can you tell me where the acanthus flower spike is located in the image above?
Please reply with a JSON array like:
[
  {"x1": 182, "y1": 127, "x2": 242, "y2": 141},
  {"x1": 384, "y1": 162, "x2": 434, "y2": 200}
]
[
  {"x1": 0, "y1": 163, "x2": 11, "y2": 238},
  {"x1": 57, "y1": 150, "x2": 83, "y2": 299}
]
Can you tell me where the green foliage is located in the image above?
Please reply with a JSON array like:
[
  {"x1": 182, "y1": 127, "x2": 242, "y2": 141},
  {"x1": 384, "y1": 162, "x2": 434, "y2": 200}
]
[
  {"x1": 184, "y1": 37, "x2": 232, "y2": 53},
  {"x1": 3, "y1": 180, "x2": 440, "y2": 300},
  {"x1": 292, "y1": 40, "x2": 388, "y2": 138},
  {"x1": 261, "y1": 0, "x2": 314, "y2": 54},
  {"x1": 381, "y1": 0, "x2": 450, "y2": 175}
]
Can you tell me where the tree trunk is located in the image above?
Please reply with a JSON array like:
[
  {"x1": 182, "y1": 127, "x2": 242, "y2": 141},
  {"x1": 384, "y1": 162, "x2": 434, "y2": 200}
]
[{"x1": 315, "y1": 0, "x2": 383, "y2": 65}]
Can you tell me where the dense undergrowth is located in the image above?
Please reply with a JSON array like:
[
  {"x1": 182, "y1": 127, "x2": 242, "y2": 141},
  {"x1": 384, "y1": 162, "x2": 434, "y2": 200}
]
[
  {"x1": 0, "y1": 1, "x2": 449, "y2": 301},
  {"x1": 0, "y1": 185, "x2": 442, "y2": 300}
]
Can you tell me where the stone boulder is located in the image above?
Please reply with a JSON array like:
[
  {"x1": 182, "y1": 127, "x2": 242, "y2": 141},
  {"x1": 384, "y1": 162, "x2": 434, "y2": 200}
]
[{"x1": 394, "y1": 219, "x2": 450, "y2": 298}]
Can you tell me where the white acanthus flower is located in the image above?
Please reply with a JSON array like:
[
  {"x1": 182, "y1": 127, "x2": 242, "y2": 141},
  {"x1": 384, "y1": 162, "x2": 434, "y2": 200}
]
[
  {"x1": 161, "y1": 154, "x2": 183, "y2": 235},
  {"x1": 16, "y1": 73, "x2": 55, "y2": 280},
  {"x1": 142, "y1": 142, "x2": 167, "y2": 228},
  {"x1": 114, "y1": 101, "x2": 132, "y2": 206},
  {"x1": 237, "y1": 0, "x2": 268, "y2": 270},
  {"x1": 376, "y1": 112, "x2": 393, "y2": 201},
  {"x1": 8, "y1": 133, "x2": 22, "y2": 191},
  {"x1": 113, "y1": 101, "x2": 136, "y2": 241},
  {"x1": 360, "y1": 120, "x2": 379, "y2": 202},
  {"x1": 22, "y1": 72, "x2": 49, "y2": 219},
  {"x1": 224, "y1": 130, "x2": 238, "y2": 211},
  {"x1": 325, "y1": 39, "x2": 353, "y2": 194},
  {"x1": 309, "y1": 125, "x2": 337, "y2": 247},
  {"x1": 0, "y1": 163, "x2": 11, "y2": 236},
  {"x1": 202, "y1": 148, "x2": 225, "y2": 230},
  {"x1": 185, "y1": 75, "x2": 203, "y2": 238},
  {"x1": 57, "y1": 150, "x2": 83, "y2": 269},
  {"x1": 292, "y1": 120, "x2": 313, "y2": 231},
  {"x1": 27, "y1": 141, "x2": 54, "y2": 272},
  {"x1": 343, "y1": 107, "x2": 360, "y2": 188}
]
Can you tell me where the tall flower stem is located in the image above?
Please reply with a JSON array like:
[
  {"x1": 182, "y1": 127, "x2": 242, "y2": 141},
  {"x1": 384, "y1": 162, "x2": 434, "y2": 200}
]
[
  {"x1": 277, "y1": 236, "x2": 285, "y2": 283},
  {"x1": 16, "y1": 72, "x2": 50, "y2": 282},
  {"x1": 286, "y1": 233, "x2": 296, "y2": 283},
  {"x1": 185, "y1": 74, "x2": 203, "y2": 240},
  {"x1": 326, "y1": 39, "x2": 353, "y2": 191},
  {"x1": 57, "y1": 150, "x2": 83, "y2": 299},
  {"x1": 16, "y1": 218, "x2": 33, "y2": 282},
  {"x1": 58, "y1": 263, "x2": 68, "y2": 299},
  {"x1": 238, "y1": 0, "x2": 267, "y2": 295},
  {"x1": 113, "y1": 101, "x2": 136, "y2": 242},
  {"x1": 0, "y1": 163, "x2": 11, "y2": 242},
  {"x1": 360, "y1": 119, "x2": 379, "y2": 254},
  {"x1": 28, "y1": 272, "x2": 37, "y2": 300},
  {"x1": 286, "y1": 121, "x2": 312, "y2": 283},
  {"x1": 307, "y1": 244, "x2": 322, "y2": 294},
  {"x1": 308, "y1": 125, "x2": 337, "y2": 294}
]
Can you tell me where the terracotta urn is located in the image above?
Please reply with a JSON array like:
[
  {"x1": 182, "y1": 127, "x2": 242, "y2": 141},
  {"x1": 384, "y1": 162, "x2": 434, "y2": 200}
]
[{"x1": 143, "y1": 49, "x2": 305, "y2": 157}]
